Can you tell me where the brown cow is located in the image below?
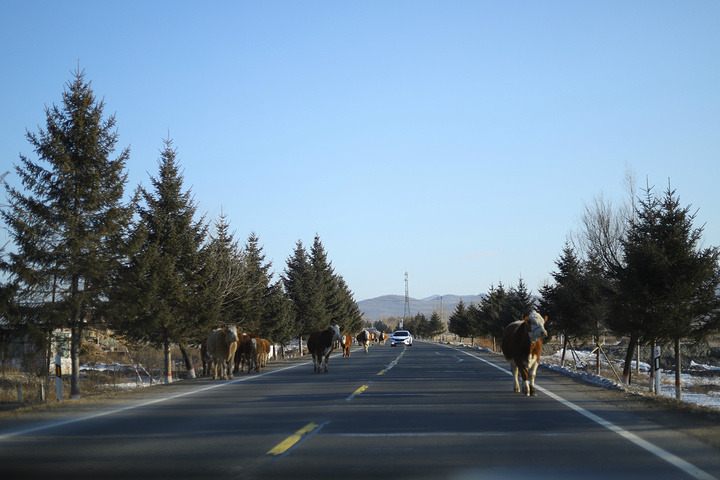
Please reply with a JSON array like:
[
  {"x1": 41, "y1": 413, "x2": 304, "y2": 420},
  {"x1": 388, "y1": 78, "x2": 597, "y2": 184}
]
[
  {"x1": 356, "y1": 330, "x2": 371, "y2": 354},
  {"x1": 206, "y1": 324, "x2": 239, "y2": 380},
  {"x1": 501, "y1": 312, "x2": 548, "y2": 396},
  {"x1": 340, "y1": 332, "x2": 353, "y2": 357},
  {"x1": 307, "y1": 325, "x2": 342, "y2": 373},
  {"x1": 253, "y1": 338, "x2": 270, "y2": 373},
  {"x1": 378, "y1": 331, "x2": 388, "y2": 346}
]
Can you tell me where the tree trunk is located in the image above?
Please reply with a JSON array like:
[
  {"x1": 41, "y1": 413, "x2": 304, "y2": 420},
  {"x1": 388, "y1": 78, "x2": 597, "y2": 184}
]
[
  {"x1": 178, "y1": 343, "x2": 196, "y2": 379},
  {"x1": 164, "y1": 341, "x2": 173, "y2": 384},
  {"x1": 674, "y1": 337, "x2": 682, "y2": 400},
  {"x1": 595, "y1": 335, "x2": 601, "y2": 376},
  {"x1": 622, "y1": 336, "x2": 637, "y2": 385},
  {"x1": 649, "y1": 338, "x2": 656, "y2": 393},
  {"x1": 70, "y1": 324, "x2": 82, "y2": 399},
  {"x1": 561, "y1": 335, "x2": 568, "y2": 368}
]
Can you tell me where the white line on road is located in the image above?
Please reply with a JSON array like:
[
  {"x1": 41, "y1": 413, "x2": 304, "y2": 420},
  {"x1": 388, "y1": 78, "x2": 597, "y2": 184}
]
[
  {"x1": 0, "y1": 361, "x2": 308, "y2": 440},
  {"x1": 453, "y1": 345, "x2": 717, "y2": 480}
]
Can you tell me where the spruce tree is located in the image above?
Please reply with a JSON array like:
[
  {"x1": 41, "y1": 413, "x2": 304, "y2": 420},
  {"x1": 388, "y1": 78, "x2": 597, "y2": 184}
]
[
  {"x1": 541, "y1": 243, "x2": 592, "y2": 365},
  {"x1": 1, "y1": 68, "x2": 132, "y2": 398},
  {"x1": 508, "y1": 277, "x2": 536, "y2": 319},
  {"x1": 309, "y1": 234, "x2": 334, "y2": 328},
  {"x1": 448, "y1": 300, "x2": 471, "y2": 340},
  {"x1": 478, "y1": 282, "x2": 510, "y2": 344},
  {"x1": 428, "y1": 311, "x2": 446, "y2": 338},
  {"x1": 283, "y1": 240, "x2": 314, "y2": 350},
  {"x1": 618, "y1": 186, "x2": 720, "y2": 395},
  {"x1": 111, "y1": 138, "x2": 210, "y2": 382}
]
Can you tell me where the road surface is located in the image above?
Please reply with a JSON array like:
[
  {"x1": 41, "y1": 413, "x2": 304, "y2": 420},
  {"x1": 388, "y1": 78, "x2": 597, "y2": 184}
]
[{"x1": 1, "y1": 341, "x2": 719, "y2": 479}]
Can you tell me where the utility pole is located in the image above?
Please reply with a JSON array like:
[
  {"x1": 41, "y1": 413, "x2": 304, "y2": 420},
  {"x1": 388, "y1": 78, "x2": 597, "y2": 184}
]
[{"x1": 402, "y1": 272, "x2": 410, "y2": 329}]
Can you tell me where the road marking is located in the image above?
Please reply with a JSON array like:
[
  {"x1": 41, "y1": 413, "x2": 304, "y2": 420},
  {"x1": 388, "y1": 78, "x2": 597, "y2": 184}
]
[
  {"x1": 0, "y1": 362, "x2": 308, "y2": 440},
  {"x1": 378, "y1": 349, "x2": 405, "y2": 376},
  {"x1": 347, "y1": 384, "x2": 369, "y2": 401},
  {"x1": 267, "y1": 422, "x2": 324, "y2": 457},
  {"x1": 452, "y1": 345, "x2": 717, "y2": 480}
]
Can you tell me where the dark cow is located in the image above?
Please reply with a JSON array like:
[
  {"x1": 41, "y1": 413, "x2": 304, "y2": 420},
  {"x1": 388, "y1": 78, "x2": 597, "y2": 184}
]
[
  {"x1": 200, "y1": 340, "x2": 211, "y2": 376},
  {"x1": 501, "y1": 312, "x2": 548, "y2": 396},
  {"x1": 307, "y1": 325, "x2": 342, "y2": 373},
  {"x1": 340, "y1": 333, "x2": 353, "y2": 357},
  {"x1": 206, "y1": 324, "x2": 239, "y2": 380},
  {"x1": 356, "y1": 330, "x2": 371, "y2": 354}
]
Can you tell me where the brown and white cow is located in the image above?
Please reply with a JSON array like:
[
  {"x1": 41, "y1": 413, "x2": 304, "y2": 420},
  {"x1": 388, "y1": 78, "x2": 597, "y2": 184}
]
[
  {"x1": 501, "y1": 312, "x2": 548, "y2": 396},
  {"x1": 356, "y1": 330, "x2": 371, "y2": 354},
  {"x1": 206, "y1": 324, "x2": 239, "y2": 380},
  {"x1": 307, "y1": 325, "x2": 342, "y2": 373},
  {"x1": 378, "y1": 331, "x2": 388, "y2": 346},
  {"x1": 340, "y1": 332, "x2": 353, "y2": 357}
]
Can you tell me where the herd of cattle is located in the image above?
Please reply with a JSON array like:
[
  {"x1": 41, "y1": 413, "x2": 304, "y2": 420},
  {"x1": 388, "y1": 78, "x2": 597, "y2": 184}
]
[
  {"x1": 200, "y1": 324, "x2": 392, "y2": 379},
  {"x1": 201, "y1": 312, "x2": 549, "y2": 397}
]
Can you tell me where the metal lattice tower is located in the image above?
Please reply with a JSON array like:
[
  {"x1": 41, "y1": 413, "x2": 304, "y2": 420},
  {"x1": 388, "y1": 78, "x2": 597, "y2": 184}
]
[{"x1": 402, "y1": 272, "x2": 410, "y2": 329}]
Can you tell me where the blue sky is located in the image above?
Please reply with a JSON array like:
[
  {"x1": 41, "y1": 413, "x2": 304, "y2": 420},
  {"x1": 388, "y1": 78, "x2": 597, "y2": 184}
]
[{"x1": 2, "y1": 1, "x2": 719, "y2": 302}]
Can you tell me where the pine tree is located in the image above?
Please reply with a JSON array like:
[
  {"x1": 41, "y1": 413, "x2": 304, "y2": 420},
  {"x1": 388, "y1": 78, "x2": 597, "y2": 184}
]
[
  {"x1": 508, "y1": 277, "x2": 536, "y2": 319},
  {"x1": 333, "y1": 275, "x2": 364, "y2": 333},
  {"x1": 1, "y1": 68, "x2": 132, "y2": 398},
  {"x1": 283, "y1": 240, "x2": 315, "y2": 350},
  {"x1": 309, "y1": 234, "x2": 335, "y2": 328},
  {"x1": 111, "y1": 138, "x2": 210, "y2": 382},
  {"x1": 622, "y1": 186, "x2": 720, "y2": 395},
  {"x1": 428, "y1": 311, "x2": 446, "y2": 338},
  {"x1": 478, "y1": 282, "x2": 510, "y2": 343},
  {"x1": 541, "y1": 243, "x2": 592, "y2": 365},
  {"x1": 610, "y1": 185, "x2": 720, "y2": 390},
  {"x1": 448, "y1": 300, "x2": 471, "y2": 340},
  {"x1": 206, "y1": 213, "x2": 244, "y2": 327}
]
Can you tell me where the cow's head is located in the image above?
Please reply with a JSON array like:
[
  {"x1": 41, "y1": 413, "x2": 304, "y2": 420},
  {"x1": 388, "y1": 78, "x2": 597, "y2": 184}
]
[
  {"x1": 524, "y1": 312, "x2": 547, "y2": 343},
  {"x1": 223, "y1": 324, "x2": 239, "y2": 343},
  {"x1": 329, "y1": 324, "x2": 341, "y2": 343}
]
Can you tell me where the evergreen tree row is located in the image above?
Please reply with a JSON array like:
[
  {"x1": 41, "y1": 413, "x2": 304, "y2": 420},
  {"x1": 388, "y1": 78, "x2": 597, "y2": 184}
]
[
  {"x1": 448, "y1": 182, "x2": 720, "y2": 399},
  {"x1": 0, "y1": 68, "x2": 363, "y2": 396}
]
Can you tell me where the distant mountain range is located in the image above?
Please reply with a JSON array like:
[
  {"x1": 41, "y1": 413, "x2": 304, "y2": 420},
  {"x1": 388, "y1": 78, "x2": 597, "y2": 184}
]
[{"x1": 357, "y1": 294, "x2": 484, "y2": 322}]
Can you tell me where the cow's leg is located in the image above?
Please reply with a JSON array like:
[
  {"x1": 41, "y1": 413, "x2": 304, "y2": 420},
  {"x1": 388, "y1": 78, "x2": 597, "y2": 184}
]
[
  {"x1": 520, "y1": 366, "x2": 530, "y2": 396},
  {"x1": 509, "y1": 362, "x2": 520, "y2": 392},
  {"x1": 227, "y1": 358, "x2": 234, "y2": 380},
  {"x1": 528, "y1": 359, "x2": 539, "y2": 396},
  {"x1": 323, "y1": 354, "x2": 330, "y2": 373},
  {"x1": 312, "y1": 354, "x2": 319, "y2": 373}
]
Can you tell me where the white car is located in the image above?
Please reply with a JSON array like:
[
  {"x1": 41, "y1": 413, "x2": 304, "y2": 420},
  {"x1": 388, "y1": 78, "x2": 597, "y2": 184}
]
[{"x1": 390, "y1": 330, "x2": 413, "y2": 347}]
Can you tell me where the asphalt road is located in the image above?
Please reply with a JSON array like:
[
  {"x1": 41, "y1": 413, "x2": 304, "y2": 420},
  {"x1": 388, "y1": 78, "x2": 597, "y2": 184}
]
[{"x1": 1, "y1": 341, "x2": 719, "y2": 480}]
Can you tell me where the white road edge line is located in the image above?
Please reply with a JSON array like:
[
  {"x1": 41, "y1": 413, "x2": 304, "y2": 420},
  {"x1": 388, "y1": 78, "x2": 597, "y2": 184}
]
[
  {"x1": 451, "y1": 345, "x2": 717, "y2": 480},
  {"x1": 0, "y1": 361, "x2": 308, "y2": 440}
]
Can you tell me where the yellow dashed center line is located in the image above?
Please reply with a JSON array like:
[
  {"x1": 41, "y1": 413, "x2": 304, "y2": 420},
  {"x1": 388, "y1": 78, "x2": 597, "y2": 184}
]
[
  {"x1": 267, "y1": 422, "x2": 319, "y2": 456},
  {"x1": 346, "y1": 384, "x2": 369, "y2": 401}
]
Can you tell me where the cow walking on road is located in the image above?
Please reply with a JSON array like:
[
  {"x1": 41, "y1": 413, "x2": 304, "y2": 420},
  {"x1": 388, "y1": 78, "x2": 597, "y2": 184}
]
[
  {"x1": 206, "y1": 324, "x2": 240, "y2": 380},
  {"x1": 356, "y1": 330, "x2": 371, "y2": 354},
  {"x1": 501, "y1": 312, "x2": 548, "y2": 396},
  {"x1": 340, "y1": 333, "x2": 353, "y2": 357},
  {"x1": 307, "y1": 325, "x2": 342, "y2": 373}
]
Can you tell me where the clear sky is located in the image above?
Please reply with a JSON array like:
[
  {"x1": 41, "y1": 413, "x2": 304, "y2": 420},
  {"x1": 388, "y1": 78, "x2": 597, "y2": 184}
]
[{"x1": 2, "y1": 1, "x2": 719, "y2": 302}]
